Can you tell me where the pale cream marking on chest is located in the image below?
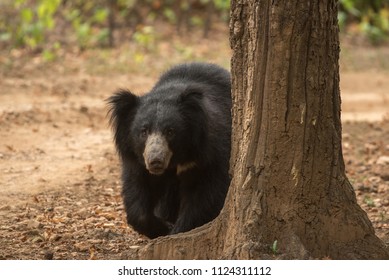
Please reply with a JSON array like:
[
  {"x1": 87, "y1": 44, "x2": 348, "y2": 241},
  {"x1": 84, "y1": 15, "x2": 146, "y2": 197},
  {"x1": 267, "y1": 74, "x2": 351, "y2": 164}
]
[{"x1": 176, "y1": 161, "x2": 197, "y2": 175}]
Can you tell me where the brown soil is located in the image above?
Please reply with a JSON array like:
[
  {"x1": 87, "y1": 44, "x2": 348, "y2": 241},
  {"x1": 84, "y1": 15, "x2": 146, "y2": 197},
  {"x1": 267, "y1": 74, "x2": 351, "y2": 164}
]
[{"x1": 0, "y1": 36, "x2": 388, "y2": 259}]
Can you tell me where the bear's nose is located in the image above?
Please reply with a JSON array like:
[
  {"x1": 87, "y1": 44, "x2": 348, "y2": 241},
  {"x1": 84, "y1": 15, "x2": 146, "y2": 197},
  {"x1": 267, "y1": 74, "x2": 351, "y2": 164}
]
[{"x1": 149, "y1": 159, "x2": 164, "y2": 169}]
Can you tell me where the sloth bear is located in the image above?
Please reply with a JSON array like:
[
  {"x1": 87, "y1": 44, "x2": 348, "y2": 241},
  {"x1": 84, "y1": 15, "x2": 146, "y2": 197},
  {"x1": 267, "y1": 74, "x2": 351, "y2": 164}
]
[{"x1": 108, "y1": 62, "x2": 231, "y2": 238}]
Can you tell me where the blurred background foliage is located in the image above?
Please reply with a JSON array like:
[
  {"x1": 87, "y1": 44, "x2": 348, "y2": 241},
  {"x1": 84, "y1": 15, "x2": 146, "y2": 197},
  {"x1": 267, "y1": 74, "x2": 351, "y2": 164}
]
[
  {"x1": 0, "y1": 0, "x2": 388, "y2": 57},
  {"x1": 0, "y1": 0, "x2": 230, "y2": 54},
  {"x1": 339, "y1": 0, "x2": 389, "y2": 44}
]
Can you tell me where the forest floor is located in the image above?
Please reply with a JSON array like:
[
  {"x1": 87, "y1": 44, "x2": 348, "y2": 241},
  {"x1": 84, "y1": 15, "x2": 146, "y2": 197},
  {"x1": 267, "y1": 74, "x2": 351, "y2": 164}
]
[{"x1": 0, "y1": 28, "x2": 388, "y2": 259}]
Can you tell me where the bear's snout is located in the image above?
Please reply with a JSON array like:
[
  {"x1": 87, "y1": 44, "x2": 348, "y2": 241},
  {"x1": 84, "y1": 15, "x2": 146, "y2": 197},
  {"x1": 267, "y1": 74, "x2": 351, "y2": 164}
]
[{"x1": 143, "y1": 133, "x2": 173, "y2": 175}]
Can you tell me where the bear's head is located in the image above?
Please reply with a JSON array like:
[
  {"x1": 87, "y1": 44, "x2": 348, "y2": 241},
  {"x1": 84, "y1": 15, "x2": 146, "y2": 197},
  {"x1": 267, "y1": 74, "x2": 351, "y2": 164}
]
[{"x1": 108, "y1": 85, "x2": 208, "y2": 175}]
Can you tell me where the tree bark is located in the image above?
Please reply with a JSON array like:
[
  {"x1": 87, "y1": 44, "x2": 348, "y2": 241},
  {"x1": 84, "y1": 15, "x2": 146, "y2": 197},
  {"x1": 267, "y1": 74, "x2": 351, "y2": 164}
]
[{"x1": 137, "y1": 0, "x2": 389, "y2": 259}]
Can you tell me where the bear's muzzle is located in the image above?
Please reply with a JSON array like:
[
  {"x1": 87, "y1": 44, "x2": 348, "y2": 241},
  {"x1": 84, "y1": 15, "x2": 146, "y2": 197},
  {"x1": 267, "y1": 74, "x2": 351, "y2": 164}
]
[{"x1": 143, "y1": 133, "x2": 173, "y2": 175}]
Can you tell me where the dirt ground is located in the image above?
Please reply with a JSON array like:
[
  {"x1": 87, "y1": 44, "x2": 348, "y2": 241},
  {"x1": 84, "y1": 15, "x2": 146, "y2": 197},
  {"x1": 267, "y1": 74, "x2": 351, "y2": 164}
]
[{"x1": 0, "y1": 33, "x2": 388, "y2": 259}]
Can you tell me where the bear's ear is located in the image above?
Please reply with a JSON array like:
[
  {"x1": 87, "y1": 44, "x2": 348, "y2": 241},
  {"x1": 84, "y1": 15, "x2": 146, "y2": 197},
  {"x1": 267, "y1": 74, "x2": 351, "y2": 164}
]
[
  {"x1": 107, "y1": 89, "x2": 139, "y2": 157},
  {"x1": 107, "y1": 89, "x2": 138, "y2": 124},
  {"x1": 179, "y1": 86, "x2": 208, "y2": 152},
  {"x1": 179, "y1": 86, "x2": 204, "y2": 111}
]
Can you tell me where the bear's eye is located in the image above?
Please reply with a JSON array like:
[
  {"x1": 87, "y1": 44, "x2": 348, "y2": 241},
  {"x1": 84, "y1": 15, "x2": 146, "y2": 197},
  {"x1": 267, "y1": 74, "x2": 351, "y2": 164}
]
[
  {"x1": 140, "y1": 127, "x2": 148, "y2": 138},
  {"x1": 165, "y1": 127, "x2": 175, "y2": 138}
]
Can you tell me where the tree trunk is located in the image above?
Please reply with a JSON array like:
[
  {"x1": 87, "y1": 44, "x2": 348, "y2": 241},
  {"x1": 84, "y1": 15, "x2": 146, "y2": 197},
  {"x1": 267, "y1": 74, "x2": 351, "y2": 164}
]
[{"x1": 138, "y1": 0, "x2": 389, "y2": 259}]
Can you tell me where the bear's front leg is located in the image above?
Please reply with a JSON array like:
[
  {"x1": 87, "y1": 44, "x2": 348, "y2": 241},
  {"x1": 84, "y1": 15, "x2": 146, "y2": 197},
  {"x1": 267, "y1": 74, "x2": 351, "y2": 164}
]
[
  {"x1": 123, "y1": 189, "x2": 171, "y2": 238},
  {"x1": 171, "y1": 171, "x2": 228, "y2": 235},
  {"x1": 122, "y1": 171, "x2": 171, "y2": 239}
]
